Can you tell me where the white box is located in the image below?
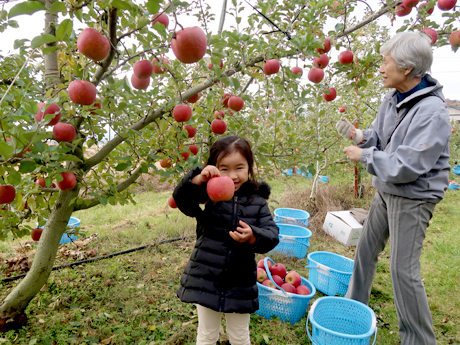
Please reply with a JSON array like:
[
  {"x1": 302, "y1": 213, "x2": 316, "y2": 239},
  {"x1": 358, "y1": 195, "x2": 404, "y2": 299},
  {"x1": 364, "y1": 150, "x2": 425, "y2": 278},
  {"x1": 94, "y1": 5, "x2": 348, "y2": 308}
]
[{"x1": 322, "y1": 211, "x2": 364, "y2": 246}]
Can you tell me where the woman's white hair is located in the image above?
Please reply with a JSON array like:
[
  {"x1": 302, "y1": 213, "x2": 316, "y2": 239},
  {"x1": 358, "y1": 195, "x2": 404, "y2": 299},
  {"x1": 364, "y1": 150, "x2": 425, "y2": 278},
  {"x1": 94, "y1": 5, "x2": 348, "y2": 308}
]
[{"x1": 381, "y1": 31, "x2": 433, "y2": 79}]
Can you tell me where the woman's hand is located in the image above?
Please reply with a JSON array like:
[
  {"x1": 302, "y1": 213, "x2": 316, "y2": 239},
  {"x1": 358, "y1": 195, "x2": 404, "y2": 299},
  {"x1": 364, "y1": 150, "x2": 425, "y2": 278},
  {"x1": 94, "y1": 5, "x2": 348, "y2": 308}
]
[
  {"x1": 192, "y1": 165, "x2": 221, "y2": 185},
  {"x1": 230, "y1": 220, "x2": 256, "y2": 245}
]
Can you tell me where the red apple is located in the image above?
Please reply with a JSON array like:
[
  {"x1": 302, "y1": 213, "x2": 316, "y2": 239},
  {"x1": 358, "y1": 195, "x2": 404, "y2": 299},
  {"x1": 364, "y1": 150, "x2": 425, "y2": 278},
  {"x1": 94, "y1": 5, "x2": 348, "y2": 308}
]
[
  {"x1": 403, "y1": 0, "x2": 419, "y2": 7},
  {"x1": 339, "y1": 107, "x2": 346, "y2": 112},
  {"x1": 53, "y1": 123, "x2": 76, "y2": 142},
  {"x1": 263, "y1": 59, "x2": 280, "y2": 75},
  {"x1": 313, "y1": 54, "x2": 329, "y2": 69},
  {"x1": 271, "y1": 274, "x2": 284, "y2": 287},
  {"x1": 323, "y1": 87, "x2": 337, "y2": 102},
  {"x1": 438, "y1": 0, "x2": 457, "y2": 10},
  {"x1": 152, "y1": 57, "x2": 170, "y2": 74},
  {"x1": 160, "y1": 158, "x2": 172, "y2": 168},
  {"x1": 131, "y1": 74, "x2": 150, "y2": 90},
  {"x1": 214, "y1": 110, "x2": 225, "y2": 119},
  {"x1": 173, "y1": 104, "x2": 192, "y2": 122},
  {"x1": 186, "y1": 93, "x2": 200, "y2": 103},
  {"x1": 316, "y1": 37, "x2": 331, "y2": 54},
  {"x1": 57, "y1": 172, "x2": 77, "y2": 191},
  {"x1": 228, "y1": 96, "x2": 244, "y2": 111},
  {"x1": 270, "y1": 263, "x2": 287, "y2": 278},
  {"x1": 31, "y1": 228, "x2": 43, "y2": 241},
  {"x1": 35, "y1": 178, "x2": 47, "y2": 188},
  {"x1": 257, "y1": 268, "x2": 267, "y2": 283},
  {"x1": 68, "y1": 80, "x2": 97, "y2": 105},
  {"x1": 168, "y1": 196, "x2": 177, "y2": 208},
  {"x1": 280, "y1": 283, "x2": 296, "y2": 294},
  {"x1": 77, "y1": 28, "x2": 110, "y2": 62},
  {"x1": 285, "y1": 271, "x2": 302, "y2": 287},
  {"x1": 189, "y1": 144, "x2": 199, "y2": 155},
  {"x1": 220, "y1": 93, "x2": 231, "y2": 107},
  {"x1": 396, "y1": 3, "x2": 412, "y2": 16},
  {"x1": 308, "y1": 68, "x2": 324, "y2": 83},
  {"x1": 0, "y1": 185, "x2": 16, "y2": 204},
  {"x1": 152, "y1": 13, "x2": 169, "y2": 28},
  {"x1": 291, "y1": 66, "x2": 303, "y2": 76},
  {"x1": 262, "y1": 279, "x2": 276, "y2": 289},
  {"x1": 133, "y1": 60, "x2": 153, "y2": 79},
  {"x1": 35, "y1": 103, "x2": 61, "y2": 125},
  {"x1": 338, "y1": 50, "x2": 354, "y2": 64},
  {"x1": 179, "y1": 150, "x2": 190, "y2": 161},
  {"x1": 418, "y1": 2, "x2": 434, "y2": 14},
  {"x1": 208, "y1": 59, "x2": 224, "y2": 69},
  {"x1": 257, "y1": 258, "x2": 272, "y2": 271},
  {"x1": 171, "y1": 26, "x2": 207, "y2": 64},
  {"x1": 184, "y1": 125, "x2": 197, "y2": 138},
  {"x1": 421, "y1": 28, "x2": 438, "y2": 44},
  {"x1": 296, "y1": 284, "x2": 311, "y2": 295},
  {"x1": 207, "y1": 176, "x2": 234, "y2": 201},
  {"x1": 449, "y1": 30, "x2": 460, "y2": 48},
  {"x1": 211, "y1": 119, "x2": 227, "y2": 135},
  {"x1": 451, "y1": 128, "x2": 455, "y2": 133},
  {"x1": 90, "y1": 100, "x2": 102, "y2": 115}
]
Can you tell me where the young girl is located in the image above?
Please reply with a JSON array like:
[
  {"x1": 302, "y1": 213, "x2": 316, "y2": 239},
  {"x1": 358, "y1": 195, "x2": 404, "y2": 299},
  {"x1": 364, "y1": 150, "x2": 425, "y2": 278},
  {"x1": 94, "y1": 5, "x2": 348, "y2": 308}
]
[{"x1": 173, "y1": 135, "x2": 279, "y2": 345}]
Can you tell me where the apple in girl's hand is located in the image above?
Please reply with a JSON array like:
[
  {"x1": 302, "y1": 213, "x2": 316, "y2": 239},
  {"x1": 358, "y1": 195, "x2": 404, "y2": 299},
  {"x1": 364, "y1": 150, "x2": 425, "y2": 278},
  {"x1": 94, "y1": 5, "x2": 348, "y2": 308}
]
[
  {"x1": 262, "y1": 279, "x2": 277, "y2": 289},
  {"x1": 270, "y1": 263, "x2": 287, "y2": 278},
  {"x1": 257, "y1": 268, "x2": 267, "y2": 283},
  {"x1": 271, "y1": 274, "x2": 284, "y2": 287},
  {"x1": 207, "y1": 176, "x2": 234, "y2": 201},
  {"x1": 257, "y1": 258, "x2": 272, "y2": 271},
  {"x1": 285, "y1": 271, "x2": 302, "y2": 287},
  {"x1": 295, "y1": 284, "x2": 311, "y2": 295},
  {"x1": 280, "y1": 283, "x2": 296, "y2": 293}
]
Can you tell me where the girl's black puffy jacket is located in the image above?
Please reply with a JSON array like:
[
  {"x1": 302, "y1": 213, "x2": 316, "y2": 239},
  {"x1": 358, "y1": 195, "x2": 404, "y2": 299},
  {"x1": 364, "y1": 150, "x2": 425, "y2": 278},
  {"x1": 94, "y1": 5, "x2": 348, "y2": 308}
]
[{"x1": 173, "y1": 167, "x2": 280, "y2": 313}]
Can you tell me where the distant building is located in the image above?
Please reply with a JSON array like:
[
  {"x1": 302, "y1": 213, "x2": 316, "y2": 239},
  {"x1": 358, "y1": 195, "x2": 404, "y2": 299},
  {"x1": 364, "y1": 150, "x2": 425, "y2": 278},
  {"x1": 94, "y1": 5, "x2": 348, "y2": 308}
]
[{"x1": 448, "y1": 104, "x2": 460, "y2": 124}]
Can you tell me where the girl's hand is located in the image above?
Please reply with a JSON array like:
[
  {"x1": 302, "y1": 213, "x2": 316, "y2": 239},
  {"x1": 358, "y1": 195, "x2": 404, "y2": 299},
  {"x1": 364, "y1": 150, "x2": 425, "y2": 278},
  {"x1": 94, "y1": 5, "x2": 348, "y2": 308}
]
[
  {"x1": 192, "y1": 165, "x2": 220, "y2": 185},
  {"x1": 230, "y1": 220, "x2": 256, "y2": 245}
]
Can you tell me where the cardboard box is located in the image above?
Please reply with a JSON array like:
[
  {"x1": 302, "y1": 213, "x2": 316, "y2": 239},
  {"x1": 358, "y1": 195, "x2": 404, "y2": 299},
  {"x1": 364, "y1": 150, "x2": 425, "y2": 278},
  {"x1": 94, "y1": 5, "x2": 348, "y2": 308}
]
[{"x1": 323, "y1": 211, "x2": 364, "y2": 246}]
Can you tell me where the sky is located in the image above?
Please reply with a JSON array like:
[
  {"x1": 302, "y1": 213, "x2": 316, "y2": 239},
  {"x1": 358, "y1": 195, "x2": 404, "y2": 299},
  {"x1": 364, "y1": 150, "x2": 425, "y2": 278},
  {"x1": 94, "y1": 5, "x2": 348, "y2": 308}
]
[{"x1": 1, "y1": 0, "x2": 459, "y2": 100}]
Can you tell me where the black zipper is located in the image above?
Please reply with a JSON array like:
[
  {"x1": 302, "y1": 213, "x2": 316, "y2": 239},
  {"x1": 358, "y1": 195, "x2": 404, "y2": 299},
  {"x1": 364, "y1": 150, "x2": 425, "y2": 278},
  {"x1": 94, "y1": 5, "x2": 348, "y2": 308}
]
[{"x1": 232, "y1": 195, "x2": 238, "y2": 227}]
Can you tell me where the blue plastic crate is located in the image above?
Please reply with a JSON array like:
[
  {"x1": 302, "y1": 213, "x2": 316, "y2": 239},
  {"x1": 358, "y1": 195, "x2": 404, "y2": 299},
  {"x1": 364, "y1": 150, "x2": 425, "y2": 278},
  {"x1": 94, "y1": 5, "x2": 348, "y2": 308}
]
[
  {"x1": 36, "y1": 217, "x2": 81, "y2": 244},
  {"x1": 274, "y1": 208, "x2": 310, "y2": 227},
  {"x1": 319, "y1": 175, "x2": 329, "y2": 183},
  {"x1": 255, "y1": 257, "x2": 316, "y2": 325},
  {"x1": 306, "y1": 251, "x2": 354, "y2": 297},
  {"x1": 453, "y1": 165, "x2": 460, "y2": 176},
  {"x1": 307, "y1": 296, "x2": 377, "y2": 345},
  {"x1": 270, "y1": 223, "x2": 312, "y2": 259},
  {"x1": 448, "y1": 183, "x2": 459, "y2": 190}
]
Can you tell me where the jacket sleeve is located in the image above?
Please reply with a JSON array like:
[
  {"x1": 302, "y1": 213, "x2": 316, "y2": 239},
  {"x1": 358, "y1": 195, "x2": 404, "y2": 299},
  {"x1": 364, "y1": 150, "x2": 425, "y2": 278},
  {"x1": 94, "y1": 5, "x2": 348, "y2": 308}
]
[
  {"x1": 359, "y1": 110, "x2": 451, "y2": 184},
  {"x1": 172, "y1": 167, "x2": 210, "y2": 218},
  {"x1": 249, "y1": 202, "x2": 279, "y2": 254}
]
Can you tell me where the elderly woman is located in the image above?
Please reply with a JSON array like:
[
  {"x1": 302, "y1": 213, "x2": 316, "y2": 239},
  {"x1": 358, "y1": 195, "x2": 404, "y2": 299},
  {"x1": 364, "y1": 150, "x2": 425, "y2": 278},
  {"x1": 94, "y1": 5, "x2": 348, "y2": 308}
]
[{"x1": 336, "y1": 31, "x2": 451, "y2": 344}]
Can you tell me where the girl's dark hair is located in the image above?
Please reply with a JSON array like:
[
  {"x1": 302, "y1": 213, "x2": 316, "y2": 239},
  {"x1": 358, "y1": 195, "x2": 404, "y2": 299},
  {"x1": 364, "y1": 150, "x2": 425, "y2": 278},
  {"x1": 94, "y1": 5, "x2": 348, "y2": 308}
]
[{"x1": 206, "y1": 136, "x2": 256, "y2": 181}]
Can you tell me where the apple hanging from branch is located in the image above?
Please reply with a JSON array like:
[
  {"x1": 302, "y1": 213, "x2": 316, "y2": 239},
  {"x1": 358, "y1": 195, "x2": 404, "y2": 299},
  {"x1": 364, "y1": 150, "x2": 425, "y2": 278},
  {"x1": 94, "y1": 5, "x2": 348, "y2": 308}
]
[{"x1": 77, "y1": 28, "x2": 110, "y2": 62}]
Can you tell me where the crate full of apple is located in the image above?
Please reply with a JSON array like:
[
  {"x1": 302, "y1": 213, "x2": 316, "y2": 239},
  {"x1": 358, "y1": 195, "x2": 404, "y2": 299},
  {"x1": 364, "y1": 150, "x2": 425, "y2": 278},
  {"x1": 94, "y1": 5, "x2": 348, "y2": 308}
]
[{"x1": 254, "y1": 257, "x2": 316, "y2": 325}]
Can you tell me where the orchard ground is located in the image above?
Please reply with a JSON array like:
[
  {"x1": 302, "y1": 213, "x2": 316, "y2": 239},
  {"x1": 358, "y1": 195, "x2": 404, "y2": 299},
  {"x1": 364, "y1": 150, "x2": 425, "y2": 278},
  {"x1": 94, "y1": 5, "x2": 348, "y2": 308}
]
[{"x1": 1, "y1": 169, "x2": 459, "y2": 345}]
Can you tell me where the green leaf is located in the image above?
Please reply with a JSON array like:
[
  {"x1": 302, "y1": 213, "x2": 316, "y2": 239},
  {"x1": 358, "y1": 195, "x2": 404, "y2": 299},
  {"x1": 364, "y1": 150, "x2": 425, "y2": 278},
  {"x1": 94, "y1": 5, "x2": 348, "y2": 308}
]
[
  {"x1": 8, "y1": 1, "x2": 46, "y2": 18},
  {"x1": 56, "y1": 19, "x2": 73, "y2": 41},
  {"x1": 8, "y1": 20, "x2": 19, "y2": 28},
  {"x1": 49, "y1": 1, "x2": 67, "y2": 15},
  {"x1": 19, "y1": 161, "x2": 36, "y2": 173},
  {"x1": 14, "y1": 39, "x2": 29, "y2": 49},
  {"x1": 137, "y1": 15, "x2": 150, "y2": 28},
  {"x1": 231, "y1": 78, "x2": 241, "y2": 90},
  {"x1": 5, "y1": 166, "x2": 21, "y2": 185},
  {"x1": 34, "y1": 141, "x2": 46, "y2": 153},
  {"x1": 0, "y1": 142, "x2": 14, "y2": 157},
  {"x1": 57, "y1": 155, "x2": 83, "y2": 162},
  {"x1": 31, "y1": 34, "x2": 58, "y2": 49},
  {"x1": 98, "y1": 197, "x2": 108, "y2": 206},
  {"x1": 111, "y1": 0, "x2": 133, "y2": 10},
  {"x1": 146, "y1": 0, "x2": 161, "y2": 14},
  {"x1": 115, "y1": 163, "x2": 129, "y2": 171}
]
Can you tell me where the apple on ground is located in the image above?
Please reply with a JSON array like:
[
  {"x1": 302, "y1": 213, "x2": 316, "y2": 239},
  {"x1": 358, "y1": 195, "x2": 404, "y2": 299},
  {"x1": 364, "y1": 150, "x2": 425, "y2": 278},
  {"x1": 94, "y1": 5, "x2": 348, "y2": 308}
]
[
  {"x1": 170, "y1": 26, "x2": 207, "y2": 64},
  {"x1": 152, "y1": 13, "x2": 169, "y2": 28},
  {"x1": 0, "y1": 185, "x2": 16, "y2": 204},
  {"x1": 57, "y1": 172, "x2": 77, "y2": 191},
  {"x1": 316, "y1": 37, "x2": 331, "y2": 54},
  {"x1": 270, "y1": 263, "x2": 287, "y2": 278},
  {"x1": 214, "y1": 110, "x2": 225, "y2": 119},
  {"x1": 438, "y1": 0, "x2": 457, "y2": 11},
  {"x1": 291, "y1": 66, "x2": 303, "y2": 76},
  {"x1": 308, "y1": 68, "x2": 324, "y2": 83},
  {"x1": 186, "y1": 93, "x2": 200, "y2": 103},
  {"x1": 257, "y1": 258, "x2": 272, "y2": 271},
  {"x1": 53, "y1": 123, "x2": 76, "y2": 142},
  {"x1": 228, "y1": 96, "x2": 244, "y2": 111},
  {"x1": 263, "y1": 59, "x2": 280, "y2": 75},
  {"x1": 160, "y1": 158, "x2": 172, "y2": 168},
  {"x1": 262, "y1": 279, "x2": 277, "y2": 289},
  {"x1": 173, "y1": 104, "x2": 192, "y2": 122},
  {"x1": 35, "y1": 103, "x2": 61, "y2": 125},
  {"x1": 296, "y1": 284, "x2": 311, "y2": 295},
  {"x1": 280, "y1": 283, "x2": 296, "y2": 294},
  {"x1": 323, "y1": 87, "x2": 337, "y2": 102},
  {"x1": 189, "y1": 144, "x2": 199, "y2": 155},
  {"x1": 77, "y1": 28, "x2": 110, "y2": 62},
  {"x1": 285, "y1": 271, "x2": 302, "y2": 287},
  {"x1": 211, "y1": 119, "x2": 227, "y2": 135},
  {"x1": 168, "y1": 196, "x2": 177, "y2": 208},
  {"x1": 419, "y1": 2, "x2": 434, "y2": 14},
  {"x1": 184, "y1": 125, "x2": 197, "y2": 138},
  {"x1": 396, "y1": 3, "x2": 412, "y2": 16},
  {"x1": 68, "y1": 80, "x2": 97, "y2": 105},
  {"x1": 131, "y1": 74, "x2": 150, "y2": 90},
  {"x1": 338, "y1": 50, "x2": 354, "y2": 64},
  {"x1": 152, "y1": 57, "x2": 170, "y2": 74},
  {"x1": 31, "y1": 228, "x2": 43, "y2": 241},
  {"x1": 257, "y1": 268, "x2": 267, "y2": 283},
  {"x1": 207, "y1": 176, "x2": 234, "y2": 201},
  {"x1": 271, "y1": 274, "x2": 284, "y2": 287},
  {"x1": 133, "y1": 60, "x2": 154, "y2": 79},
  {"x1": 313, "y1": 54, "x2": 329, "y2": 69}
]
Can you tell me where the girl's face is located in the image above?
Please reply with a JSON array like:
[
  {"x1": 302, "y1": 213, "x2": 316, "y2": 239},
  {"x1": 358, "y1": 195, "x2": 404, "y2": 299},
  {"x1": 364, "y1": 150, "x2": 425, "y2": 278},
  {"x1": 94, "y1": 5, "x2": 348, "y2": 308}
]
[{"x1": 217, "y1": 151, "x2": 249, "y2": 191}]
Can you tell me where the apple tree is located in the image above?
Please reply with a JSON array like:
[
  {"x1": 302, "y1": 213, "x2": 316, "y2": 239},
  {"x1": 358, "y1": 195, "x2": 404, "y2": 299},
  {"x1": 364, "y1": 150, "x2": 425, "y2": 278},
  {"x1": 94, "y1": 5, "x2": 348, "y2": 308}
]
[{"x1": 0, "y1": 0, "x2": 458, "y2": 330}]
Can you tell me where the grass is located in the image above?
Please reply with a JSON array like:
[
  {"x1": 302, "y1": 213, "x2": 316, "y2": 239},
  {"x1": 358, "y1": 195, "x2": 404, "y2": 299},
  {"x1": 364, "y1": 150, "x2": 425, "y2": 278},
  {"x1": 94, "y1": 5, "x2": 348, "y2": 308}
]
[{"x1": 1, "y1": 170, "x2": 459, "y2": 345}]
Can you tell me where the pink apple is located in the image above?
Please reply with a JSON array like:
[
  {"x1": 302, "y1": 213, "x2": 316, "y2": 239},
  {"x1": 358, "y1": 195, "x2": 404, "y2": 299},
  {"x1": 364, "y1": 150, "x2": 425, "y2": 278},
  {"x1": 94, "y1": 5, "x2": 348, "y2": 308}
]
[
  {"x1": 189, "y1": 144, "x2": 199, "y2": 155},
  {"x1": 270, "y1": 263, "x2": 287, "y2": 278},
  {"x1": 296, "y1": 284, "x2": 311, "y2": 295},
  {"x1": 131, "y1": 74, "x2": 150, "y2": 90},
  {"x1": 396, "y1": 3, "x2": 412, "y2": 16},
  {"x1": 338, "y1": 50, "x2": 354, "y2": 64},
  {"x1": 285, "y1": 271, "x2": 302, "y2": 287},
  {"x1": 263, "y1": 59, "x2": 280, "y2": 75},
  {"x1": 323, "y1": 87, "x2": 337, "y2": 102},
  {"x1": 184, "y1": 125, "x2": 197, "y2": 138},
  {"x1": 160, "y1": 158, "x2": 172, "y2": 168},
  {"x1": 316, "y1": 37, "x2": 331, "y2": 54},
  {"x1": 211, "y1": 119, "x2": 226, "y2": 135},
  {"x1": 186, "y1": 93, "x2": 200, "y2": 103},
  {"x1": 262, "y1": 279, "x2": 276, "y2": 289},
  {"x1": 257, "y1": 258, "x2": 272, "y2": 271},
  {"x1": 173, "y1": 104, "x2": 192, "y2": 122},
  {"x1": 449, "y1": 30, "x2": 460, "y2": 48},
  {"x1": 53, "y1": 123, "x2": 76, "y2": 142},
  {"x1": 291, "y1": 66, "x2": 303, "y2": 76},
  {"x1": 280, "y1": 283, "x2": 296, "y2": 293},
  {"x1": 207, "y1": 176, "x2": 234, "y2": 201},
  {"x1": 220, "y1": 93, "x2": 231, "y2": 107},
  {"x1": 438, "y1": 0, "x2": 457, "y2": 11},
  {"x1": 228, "y1": 96, "x2": 244, "y2": 111},
  {"x1": 271, "y1": 274, "x2": 284, "y2": 287},
  {"x1": 257, "y1": 268, "x2": 267, "y2": 283},
  {"x1": 57, "y1": 172, "x2": 77, "y2": 191},
  {"x1": 339, "y1": 107, "x2": 346, "y2": 112},
  {"x1": 68, "y1": 80, "x2": 97, "y2": 105},
  {"x1": 421, "y1": 28, "x2": 438, "y2": 44},
  {"x1": 77, "y1": 28, "x2": 110, "y2": 62},
  {"x1": 308, "y1": 68, "x2": 324, "y2": 83},
  {"x1": 403, "y1": 0, "x2": 419, "y2": 7},
  {"x1": 170, "y1": 26, "x2": 207, "y2": 64},
  {"x1": 418, "y1": 2, "x2": 434, "y2": 14},
  {"x1": 168, "y1": 196, "x2": 177, "y2": 208},
  {"x1": 133, "y1": 60, "x2": 154, "y2": 79},
  {"x1": 152, "y1": 57, "x2": 170, "y2": 74},
  {"x1": 313, "y1": 54, "x2": 329, "y2": 69},
  {"x1": 152, "y1": 13, "x2": 169, "y2": 28},
  {"x1": 35, "y1": 103, "x2": 61, "y2": 125},
  {"x1": 214, "y1": 110, "x2": 225, "y2": 119}
]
